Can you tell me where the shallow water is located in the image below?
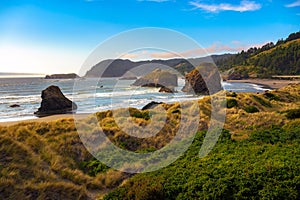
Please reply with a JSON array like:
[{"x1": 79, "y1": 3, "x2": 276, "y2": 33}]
[{"x1": 0, "y1": 77, "x2": 268, "y2": 122}]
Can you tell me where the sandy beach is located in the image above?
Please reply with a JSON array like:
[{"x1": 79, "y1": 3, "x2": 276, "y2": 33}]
[
  {"x1": 0, "y1": 113, "x2": 91, "y2": 127},
  {"x1": 226, "y1": 79, "x2": 300, "y2": 89}
]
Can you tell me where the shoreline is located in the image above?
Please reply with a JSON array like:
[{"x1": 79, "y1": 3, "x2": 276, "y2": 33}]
[
  {"x1": 1, "y1": 79, "x2": 299, "y2": 126},
  {"x1": 226, "y1": 79, "x2": 300, "y2": 90},
  {"x1": 0, "y1": 113, "x2": 90, "y2": 127}
]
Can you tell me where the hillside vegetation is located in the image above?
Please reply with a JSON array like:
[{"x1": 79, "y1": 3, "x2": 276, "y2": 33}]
[
  {"x1": 0, "y1": 84, "x2": 300, "y2": 199},
  {"x1": 216, "y1": 31, "x2": 300, "y2": 78}
]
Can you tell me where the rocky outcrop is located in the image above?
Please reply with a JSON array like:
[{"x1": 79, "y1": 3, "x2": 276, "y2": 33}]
[
  {"x1": 159, "y1": 86, "x2": 175, "y2": 93},
  {"x1": 119, "y1": 76, "x2": 137, "y2": 80},
  {"x1": 182, "y1": 66, "x2": 222, "y2": 95},
  {"x1": 34, "y1": 85, "x2": 77, "y2": 117},
  {"x1": 9, "y1": 104, "x2": 20, "y2": 108},
  {"x1": 132, "y1": 69, "x2": 178, "y2": 88},
  {"x1": 142, "y1": 101, "x2": 163, "y2": 110},
  {"x1": 45, "y1": 73, "x2": 79, "y2": 79}
]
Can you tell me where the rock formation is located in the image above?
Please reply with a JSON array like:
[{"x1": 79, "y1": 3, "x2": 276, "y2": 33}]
[
  {"x1": 159, "y1": 86, "x2": 175, "y2": 93},
  {"x1": 142, "y1": 101, "x2": 163, "y2": 110},
  {"x1": 9, "y1": 104, "x2": 20, "y2": 108},
  {"x1": 45, "y1": 73, "x2": 79, "y2": 79},
  {"x1": 132, "y1": 69, "x2": 178, "y2": 88},
  {"x1": 182, "y1": 66, "x2": 222, "y2": 95},
  {"x1": 34, "y1": 85, "x2": 77, "y2": 117}
]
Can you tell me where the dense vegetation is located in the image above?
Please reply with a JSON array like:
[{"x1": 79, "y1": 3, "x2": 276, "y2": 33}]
[
  {"x1": 216, "y1": 31, "x2": 300, "y2": 78},
  {"x1": 105, "y1": 124, "x2": 300, "y2": 200},
  {"x1": 0, "y1": 84, "x2": 300, "y2": 199}
]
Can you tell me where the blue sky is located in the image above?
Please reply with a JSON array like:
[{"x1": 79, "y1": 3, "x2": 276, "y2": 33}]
[{"x1": 0, "y1": 0, "x2": 299, "y2": 74}]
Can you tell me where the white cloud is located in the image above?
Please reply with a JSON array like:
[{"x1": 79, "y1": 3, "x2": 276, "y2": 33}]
[
  {"x1": 189, "y1": 0, "x2": 261, "y2": 13},
  {"x1": 285, "y1": 0, "x2": 300, "y2": 7}
]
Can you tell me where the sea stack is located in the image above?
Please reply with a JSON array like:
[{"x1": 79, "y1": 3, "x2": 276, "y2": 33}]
[
  {"x1": 132, "y1": 69, "x2": 178, "y2": 88},
  {"x1": 34, "y1": 85, "x2": 77, "y2": 117},
  {"x1": 182, "y1": 66, "x2": 222, "y2": 95}
]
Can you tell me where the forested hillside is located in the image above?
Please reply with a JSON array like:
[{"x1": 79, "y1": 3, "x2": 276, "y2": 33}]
[{"x1": 216, "y1": 31, "x2": 300, "y2": 79}]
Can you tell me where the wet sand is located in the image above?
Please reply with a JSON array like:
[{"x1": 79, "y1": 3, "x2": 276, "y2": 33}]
[
  {"x1": 0, "y1": 113, "x2": 91, "y2": 127},
  {"x1": 226, "y1": 79, "x2": 300, "y2": 89}
]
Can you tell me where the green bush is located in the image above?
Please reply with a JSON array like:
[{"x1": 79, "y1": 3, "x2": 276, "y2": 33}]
[
  {"x1": 285, "y1": 109, "x2": 300, "y2": 119},
  {"x1": 252, "y1": 95, "x2": 272, "y2": 107},
  {"x1": 250, "y1": 124, "x2": 300, "y2": 144},
  {"x1": 79, "y1": 159, "x2": 109, "y2": 176},
  {"x1": 227, "y1": 92, "x2": 237, "y2": 97},
  {"x1": 129, "y1": 109, "x2": 151, "y2": 120},
  {"x1": 263, "y1": 92, "x2": 280, "y2": 101},
  {"x1": 244, "y1": 106, "x2": 259, "y2": 113},
  {"x1": 226, "y1": 99, "x2": 238, "y2": 108}
]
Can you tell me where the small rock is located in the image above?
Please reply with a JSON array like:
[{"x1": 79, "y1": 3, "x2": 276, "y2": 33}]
[
  {"x1": 142, "y1": 101, "x2": 163, "y2": 110},
  {"x1": 159, "y1": 86, "x2": 175, "y2": 93},
  {"x1": 9, "y1": 104, "x2": 20, "y2": 108}
]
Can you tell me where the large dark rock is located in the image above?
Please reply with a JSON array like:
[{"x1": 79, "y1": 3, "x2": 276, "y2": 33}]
[
  {"x1": 34, "y1": 85, "x2": 77, "y2": 117},
  {"x1": 182, "y1": 66, "x2": 222, "y2": 95},
  {"x1": 132, "y1": 69, "x2": 178, "y2": 88}
]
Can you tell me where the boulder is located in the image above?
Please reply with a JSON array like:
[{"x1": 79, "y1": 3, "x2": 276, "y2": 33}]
[
  {"x1": 9, "y1": 104, "x2": 20, "y2": 108},
  {"x1": 142, "y1": 101, "x2": 163, "y2": 110},
  {"x1": 132, "y1": 69, "x2": 178, "y2": 88},
  {"x1": 34, "y1": 85, "x2": 77, "y2": 117},
  {"x1": 159, "y1": 86, "x2": 176, "y2": 93},
  {"x1": 182, "y1": 66, "x2": 222, "y2": 95}
]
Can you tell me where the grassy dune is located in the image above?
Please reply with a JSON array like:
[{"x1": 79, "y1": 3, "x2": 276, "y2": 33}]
[{"x1": 0, "y1": 84, "x2": 300, "y2": 199}]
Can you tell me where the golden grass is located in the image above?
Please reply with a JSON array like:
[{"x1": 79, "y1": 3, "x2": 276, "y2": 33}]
[{"x1": 0, "y1": 84, "x2": 299, "y2": 199}]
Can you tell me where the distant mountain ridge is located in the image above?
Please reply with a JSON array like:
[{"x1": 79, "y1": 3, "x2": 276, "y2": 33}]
[
  {"x1": 84, "y1": 31, "x2": 300, "y2": 79},
  {"x1": 84, "y1": 54, "x2": 233, "y2": 78}
]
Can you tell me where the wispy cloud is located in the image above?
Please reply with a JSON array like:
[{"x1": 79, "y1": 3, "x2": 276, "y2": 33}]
[
  {"x1": 150, "y1": 43, "x2": 245, "y2": 59},
  {"x1": 118, "y1": 42, "x2": 268, "y2": 60},
  {"x1": 189, "y1": 0, "x2": 261, "y2": 13},
  {"x1": 150, "y1": 41, "x2": 267, "y2": 59},
  {"x1": 285, "y1": 0, "x2": 300, "y2": 7}
]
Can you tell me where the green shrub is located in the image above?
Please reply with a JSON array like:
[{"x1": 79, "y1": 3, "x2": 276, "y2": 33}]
[
  {"x1": 129, "y1": 109, "x2": 150, "y2": 120},
  {"x1": 244, "y1": 106, "x2": 259, "y2": 113},
  {"x1": 249, "y1": 126, "x2": 282, "y2": 144},
  {"x1": 227, "y1": 92, "x2": 237, "y2": 97},
  {"x1": 285, "y1": 109, "x2": 300, "y2": 119},
  {"x1": 252, "y1": 95, "x2": 272, "y2": 107},
  {"x1": 250, "y1": 124, "x2": 300, "y2": 144},
  {"x1": 226, "y1": 99, "x2": 238, "y2": 108},
  {"x1": 263, "y1": 92, "x2": 280, "y2": 101},
  {"x1": 79, "y1": 159, "x2": 109, "y2": 176}
]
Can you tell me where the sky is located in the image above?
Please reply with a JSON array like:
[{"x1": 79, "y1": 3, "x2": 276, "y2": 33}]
[{"x1": 0, "y1": 0, "x2": 299, "y2": 74}]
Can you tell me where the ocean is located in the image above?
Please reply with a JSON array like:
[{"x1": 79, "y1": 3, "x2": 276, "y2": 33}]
[{"x1": 0, "y1": 77, "x2": 268, "y2": 122}]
